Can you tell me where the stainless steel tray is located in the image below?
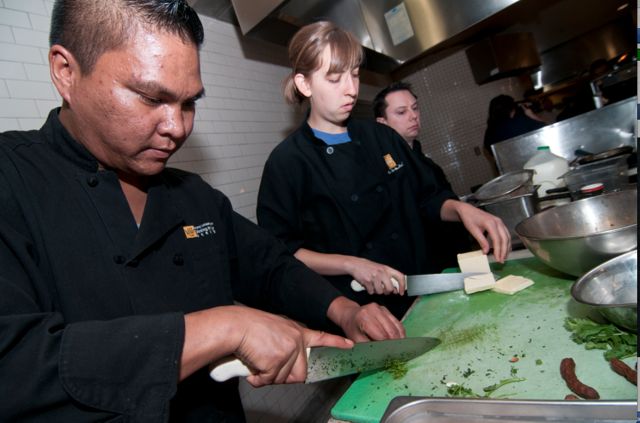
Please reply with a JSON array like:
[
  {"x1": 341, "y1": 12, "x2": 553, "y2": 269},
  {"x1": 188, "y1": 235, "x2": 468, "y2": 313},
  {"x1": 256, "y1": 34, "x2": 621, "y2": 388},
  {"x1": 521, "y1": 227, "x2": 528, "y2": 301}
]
[{"x1": 381, "y1": 397, "x2": 637, "y2": 422}]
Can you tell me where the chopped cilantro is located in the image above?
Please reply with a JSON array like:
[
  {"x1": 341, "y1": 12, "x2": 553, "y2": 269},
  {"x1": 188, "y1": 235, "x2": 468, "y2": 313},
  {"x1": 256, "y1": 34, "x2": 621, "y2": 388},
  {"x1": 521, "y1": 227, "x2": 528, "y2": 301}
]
[
  {"x1": 483, "y1": 377, "x2": 526, "y2": 395},
  {"x1": 384, "y1": 358, "x2": 408, "y2": 379}
]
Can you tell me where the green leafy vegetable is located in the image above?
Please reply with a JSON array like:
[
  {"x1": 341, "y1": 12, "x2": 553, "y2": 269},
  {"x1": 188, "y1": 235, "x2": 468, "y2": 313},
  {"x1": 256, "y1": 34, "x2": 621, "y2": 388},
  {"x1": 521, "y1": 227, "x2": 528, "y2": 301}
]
[
  {"x1": 483, "y1": 377, "x2": 526, "y2": 395},
  {"x1": 564, "y1": 317, "x2": 637, "y2": 360},
  {"x1": 446, "y1": 383, "x2": 480, "y2": 397},
  {"x1": 384, "y1": 359, "x2": 408, "y2": 379},
  {"x1": 445, "y1": 377, "x2": 526, "y2": 399}
]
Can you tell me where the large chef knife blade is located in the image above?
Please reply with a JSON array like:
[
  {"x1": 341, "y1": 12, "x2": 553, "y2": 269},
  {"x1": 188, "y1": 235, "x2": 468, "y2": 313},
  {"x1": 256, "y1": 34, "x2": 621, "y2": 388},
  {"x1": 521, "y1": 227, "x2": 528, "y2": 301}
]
[
  {"x1": 209, "y1": 336, "x2": 440, "y2": 384},
  {"x1": 351, "y1": 272, "x2": 490, "y2": 296}
]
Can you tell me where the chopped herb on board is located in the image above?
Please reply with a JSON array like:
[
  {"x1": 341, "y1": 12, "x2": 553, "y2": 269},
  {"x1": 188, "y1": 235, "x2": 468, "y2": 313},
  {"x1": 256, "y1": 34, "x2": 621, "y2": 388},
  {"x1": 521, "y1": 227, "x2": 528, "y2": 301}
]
[
  {"x1": 564, "y1": 317, "x2": 637, "y2": 360},
  {"x1": 483, "y1": 377, "x2": 526, "y2": 395},
  {"x1": 462, "y1": 368, "x2": 475, "y2": 378},
  {"x1": 445, "y1": 377, "x2": 526, "y2": 399},
  {"x1": 384, "y1": 358, "x2": 408, "y2": 379},
  {"x1": 446, "y1": 383, "x2": 480, "y2": 397}
]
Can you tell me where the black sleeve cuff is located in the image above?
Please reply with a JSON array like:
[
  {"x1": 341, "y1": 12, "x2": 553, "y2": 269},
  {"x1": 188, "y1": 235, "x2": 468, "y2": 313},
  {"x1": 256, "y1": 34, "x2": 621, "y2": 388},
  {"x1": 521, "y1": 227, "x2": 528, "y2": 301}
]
[{"x1": 59, "y1": 312, "x2": 184, "y2": 419}]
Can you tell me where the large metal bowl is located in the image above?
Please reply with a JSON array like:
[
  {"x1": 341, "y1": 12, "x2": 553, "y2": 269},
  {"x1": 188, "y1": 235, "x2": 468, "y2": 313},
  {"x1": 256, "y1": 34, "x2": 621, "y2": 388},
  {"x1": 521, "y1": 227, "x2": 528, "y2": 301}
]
[
  {"x1": 571, "y1": 250, "x2": 637, "y2": 331},
  {"x1": 515, "y1": 189, "x2": 637, "y2": 277}
]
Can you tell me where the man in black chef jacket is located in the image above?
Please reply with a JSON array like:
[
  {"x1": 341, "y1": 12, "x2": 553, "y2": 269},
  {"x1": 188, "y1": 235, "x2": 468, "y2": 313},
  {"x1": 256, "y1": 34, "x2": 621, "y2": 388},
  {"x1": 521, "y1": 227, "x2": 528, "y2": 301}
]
[
  {"x1": 0, "y1": 1, "x2": 405, "y2": 421},
  {"x1": 373, "y1": 81, "x2": 480, "y2": 270}
]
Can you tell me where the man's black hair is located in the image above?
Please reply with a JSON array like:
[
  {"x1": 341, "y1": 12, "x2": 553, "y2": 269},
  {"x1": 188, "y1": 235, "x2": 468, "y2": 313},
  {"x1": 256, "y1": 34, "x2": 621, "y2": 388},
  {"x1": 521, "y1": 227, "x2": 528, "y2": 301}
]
[
  {"x1": 50, "y1": 0, "x2": 204, "y2": 74},
  {"x1": 372, "y1": 81, "x2": 418, "y2": 118}
]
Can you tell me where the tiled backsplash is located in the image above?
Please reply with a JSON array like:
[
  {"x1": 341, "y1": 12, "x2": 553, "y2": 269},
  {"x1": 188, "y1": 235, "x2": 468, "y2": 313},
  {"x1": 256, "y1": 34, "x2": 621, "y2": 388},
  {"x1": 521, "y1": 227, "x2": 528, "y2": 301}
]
[{"x1": 404, "y1": 51, "x2": 528, "y2": 195}]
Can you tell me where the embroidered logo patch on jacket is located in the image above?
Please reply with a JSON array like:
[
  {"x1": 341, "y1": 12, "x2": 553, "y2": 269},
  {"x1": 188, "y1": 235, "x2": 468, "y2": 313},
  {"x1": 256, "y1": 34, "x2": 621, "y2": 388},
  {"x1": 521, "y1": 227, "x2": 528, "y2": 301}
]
[
  {"x1": 383, "y1": 153, "x2": 404, "y2": 174},
  {"x1": 183, "y1": 222, "x2": 216, "y2": 239}
]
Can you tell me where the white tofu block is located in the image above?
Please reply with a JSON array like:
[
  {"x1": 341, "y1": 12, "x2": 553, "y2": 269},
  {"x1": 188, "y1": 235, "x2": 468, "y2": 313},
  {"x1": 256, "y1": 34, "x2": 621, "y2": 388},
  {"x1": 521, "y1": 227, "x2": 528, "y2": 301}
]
[
  {"x1": 492, "y1": 275, "x2": 534, "y2": 295},
  {"x1": 457, "y1": 250, "x2": 492, "y2": 274},
  {"x1": 464, "y1": 273, "x2": 496, "y2": 294}
]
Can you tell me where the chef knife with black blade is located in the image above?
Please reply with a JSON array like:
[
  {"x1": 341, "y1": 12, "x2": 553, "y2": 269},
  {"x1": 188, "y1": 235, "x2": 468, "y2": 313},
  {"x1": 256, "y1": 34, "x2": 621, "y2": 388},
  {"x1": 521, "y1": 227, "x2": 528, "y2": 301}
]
[
  {"x1": 209, "y1": 336, "x2": 440, "y2": 384},
  {"x1": 351, "y1": 272, "x2": 492, "y2": 296}
]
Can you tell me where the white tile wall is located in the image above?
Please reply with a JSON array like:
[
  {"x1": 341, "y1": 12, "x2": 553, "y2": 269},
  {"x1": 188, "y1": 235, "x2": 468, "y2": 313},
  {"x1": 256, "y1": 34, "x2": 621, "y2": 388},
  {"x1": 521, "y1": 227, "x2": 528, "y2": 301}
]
[{"x1": 405, "y1": 51, "x2": 528, "y2": 194}]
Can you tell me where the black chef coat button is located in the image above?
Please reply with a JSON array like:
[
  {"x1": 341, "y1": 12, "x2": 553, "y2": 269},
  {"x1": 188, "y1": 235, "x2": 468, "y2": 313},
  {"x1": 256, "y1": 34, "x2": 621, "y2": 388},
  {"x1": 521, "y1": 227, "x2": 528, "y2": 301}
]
[
  {"x1": 365, "y1": 242, "x2": 373, "y2": 249},
  {"x1": 113, "y1": 255, "x2": 126, "y2": 265},
  {"x1": 376, "y1": 185, "x2": 383, "y2": 193},
  {"x1": 390, "y1": 233, "x2": 399, "y2": 240},
  {"x1": 173, "y1": 253, "x2": 184, "y2": 266},
  {"x1": 350, "y1": 194, "x2": 359, "y2": 202},
  {"x1": 87, "y1": 176, "x2": 99, "y2": 187},
  {"x1": 128, "y1": 258, "x2": 139, "y2": 267},
  {"x1": 326, "y1": 146, "x2": 334, "y2": 155}
]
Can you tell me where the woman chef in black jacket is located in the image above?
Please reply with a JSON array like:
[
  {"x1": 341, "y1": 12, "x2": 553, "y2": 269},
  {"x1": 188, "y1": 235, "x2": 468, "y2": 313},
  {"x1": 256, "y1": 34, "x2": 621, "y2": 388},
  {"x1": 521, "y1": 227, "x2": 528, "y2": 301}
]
[{"x1": 257, "y1": 21, "x2": 511, "y2": 319}]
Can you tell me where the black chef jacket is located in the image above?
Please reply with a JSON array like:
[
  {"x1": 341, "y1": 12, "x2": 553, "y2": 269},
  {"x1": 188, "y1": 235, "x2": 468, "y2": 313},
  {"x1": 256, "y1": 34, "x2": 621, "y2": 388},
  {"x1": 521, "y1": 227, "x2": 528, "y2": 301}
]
[
  {"x1": 410, "y1": 140, "x2": 471, "y2": 270},
  {"x1": 257, "y1": 119, "x2": 458, "y2": 319},
  {"x1": 0, "y1": 109, "x2": 343, "y2": 422}
]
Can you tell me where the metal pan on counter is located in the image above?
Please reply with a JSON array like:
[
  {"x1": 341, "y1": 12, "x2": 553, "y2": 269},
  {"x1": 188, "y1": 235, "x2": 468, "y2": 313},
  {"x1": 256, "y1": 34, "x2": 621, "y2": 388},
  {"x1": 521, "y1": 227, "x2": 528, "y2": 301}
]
[
  {"x1": 381, "y1": 397, "x2": 637, "y2": 422},
  {"x1": 570, "y1": 145, "x2": 634, "y2": 166}
]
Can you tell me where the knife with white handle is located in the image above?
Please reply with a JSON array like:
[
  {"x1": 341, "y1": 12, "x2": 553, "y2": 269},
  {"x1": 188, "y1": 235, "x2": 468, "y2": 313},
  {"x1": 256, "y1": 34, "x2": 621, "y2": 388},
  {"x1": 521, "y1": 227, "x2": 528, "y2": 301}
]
[
  {"x1": 209, "y1": 337, "x2": 440, "y2": 384},
  {"x1": 351, "y1": 272, "x2": 491, "y2": 296},
  {"x1": 209, "y1": 353, "x2": 276, "y2": 380}
]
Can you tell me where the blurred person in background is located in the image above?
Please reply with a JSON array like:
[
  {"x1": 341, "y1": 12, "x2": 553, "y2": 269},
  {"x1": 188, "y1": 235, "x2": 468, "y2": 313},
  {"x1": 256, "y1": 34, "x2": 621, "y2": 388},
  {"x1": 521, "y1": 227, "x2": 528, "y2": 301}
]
[
  {"x1": 483, "y1": 94, "x2": 547, "y2": 150},
  {"x1": 483, "y1": 94, "x2": 547, "y2": 170}
]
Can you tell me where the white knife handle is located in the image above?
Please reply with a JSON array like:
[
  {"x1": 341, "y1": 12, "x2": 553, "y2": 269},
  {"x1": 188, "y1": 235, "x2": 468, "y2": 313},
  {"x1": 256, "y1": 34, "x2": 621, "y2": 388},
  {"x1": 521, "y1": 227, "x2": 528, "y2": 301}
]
[
  {"x1": 210, "y1": 357, "x2": 251, "y2": 382},
  {"x1": 209, "y1": 348, "x2": 311, "y2": 382},
  {"x1": 350, "y1": 277, "x2": 401, "y2": 293}
]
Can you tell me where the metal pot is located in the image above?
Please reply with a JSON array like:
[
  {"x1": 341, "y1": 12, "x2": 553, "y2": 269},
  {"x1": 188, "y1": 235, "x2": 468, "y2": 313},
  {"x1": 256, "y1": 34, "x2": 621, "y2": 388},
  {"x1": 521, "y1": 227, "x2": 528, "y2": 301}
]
[{"x1": 478, "y1": 184, "x2": 538, "y2": 247}]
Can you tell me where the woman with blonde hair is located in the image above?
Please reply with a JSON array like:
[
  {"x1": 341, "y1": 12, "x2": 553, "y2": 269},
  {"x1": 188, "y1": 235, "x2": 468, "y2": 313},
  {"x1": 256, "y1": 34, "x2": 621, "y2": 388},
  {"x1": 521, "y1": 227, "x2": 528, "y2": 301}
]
[{"x1": 257, "y1": 21, "x2": 510, "y2": 320}]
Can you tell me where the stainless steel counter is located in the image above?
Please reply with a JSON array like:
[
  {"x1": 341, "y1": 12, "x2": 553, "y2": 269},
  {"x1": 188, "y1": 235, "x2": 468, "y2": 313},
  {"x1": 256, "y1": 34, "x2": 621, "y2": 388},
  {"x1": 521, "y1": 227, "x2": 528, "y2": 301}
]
[{"x1": 491, "y1": 97, "x2": 636, "y2": 174}]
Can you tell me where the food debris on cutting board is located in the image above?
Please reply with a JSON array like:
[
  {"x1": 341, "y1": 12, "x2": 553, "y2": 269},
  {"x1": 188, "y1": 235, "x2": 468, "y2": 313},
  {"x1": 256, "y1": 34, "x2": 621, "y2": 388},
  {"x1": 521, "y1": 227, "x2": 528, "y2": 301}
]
[{"x1": 384, "y1": 358, "x2": 408, "y2": 379}]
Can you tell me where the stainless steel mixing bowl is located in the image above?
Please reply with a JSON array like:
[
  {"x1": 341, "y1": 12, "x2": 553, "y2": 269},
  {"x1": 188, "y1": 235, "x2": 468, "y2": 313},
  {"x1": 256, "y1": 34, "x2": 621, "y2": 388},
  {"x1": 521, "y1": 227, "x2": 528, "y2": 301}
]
[
  {"x1": 571, "y1": 250, "x2": 637, "y2": 331},
  {"x1": 515, "y1": 189, "x2": 637, "y2": 277}
]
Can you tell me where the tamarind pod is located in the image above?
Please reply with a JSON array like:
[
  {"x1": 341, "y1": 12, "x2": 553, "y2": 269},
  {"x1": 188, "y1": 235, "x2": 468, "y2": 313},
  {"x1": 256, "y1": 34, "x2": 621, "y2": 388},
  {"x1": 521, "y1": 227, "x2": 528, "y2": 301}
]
[
  {"x1": 610, "y1": 358, "x2": 637, "y2": 385},
  {"x1": 564, "y1": 394, "x2": 580, "y2": 400},
  {"x1": 560, "y1": 358, "x2": 600, "y2": 399}
]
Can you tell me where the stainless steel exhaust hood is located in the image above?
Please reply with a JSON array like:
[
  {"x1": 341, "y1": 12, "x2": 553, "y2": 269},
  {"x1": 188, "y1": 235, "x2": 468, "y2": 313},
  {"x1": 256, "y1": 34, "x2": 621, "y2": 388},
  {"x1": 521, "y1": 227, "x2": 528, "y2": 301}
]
[
  {"x1": 189, "y1": 0, "x2": 633, "y2": 88},
  {"x1": 189, "y1": 0, "x2": 533, "y2": 75}
]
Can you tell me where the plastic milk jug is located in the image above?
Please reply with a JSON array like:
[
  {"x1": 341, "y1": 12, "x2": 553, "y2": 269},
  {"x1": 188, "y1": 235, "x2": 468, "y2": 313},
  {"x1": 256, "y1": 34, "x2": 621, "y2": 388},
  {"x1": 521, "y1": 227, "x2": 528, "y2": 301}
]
[{"x1": 523, "y1": 146, "x2": 569, "y2": 197}]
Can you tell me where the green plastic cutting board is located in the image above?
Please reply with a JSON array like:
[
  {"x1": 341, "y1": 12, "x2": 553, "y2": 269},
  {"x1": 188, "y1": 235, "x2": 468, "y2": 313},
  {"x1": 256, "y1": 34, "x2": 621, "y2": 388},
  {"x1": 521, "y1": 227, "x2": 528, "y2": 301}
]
[{"x1": 331, "y1": 257, "x2": 637, "y2": 422}]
